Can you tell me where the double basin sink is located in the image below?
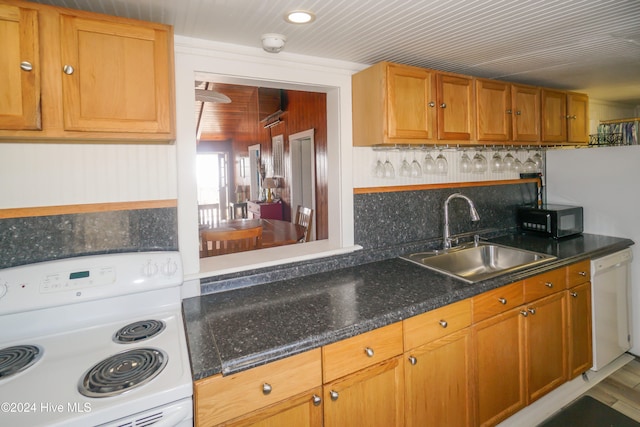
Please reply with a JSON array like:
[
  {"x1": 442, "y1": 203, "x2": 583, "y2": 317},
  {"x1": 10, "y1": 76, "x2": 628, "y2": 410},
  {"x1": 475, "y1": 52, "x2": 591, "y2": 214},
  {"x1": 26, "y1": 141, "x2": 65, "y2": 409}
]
[{"x1": 400, "y1": 241, "x2": 556, "y2": 283}]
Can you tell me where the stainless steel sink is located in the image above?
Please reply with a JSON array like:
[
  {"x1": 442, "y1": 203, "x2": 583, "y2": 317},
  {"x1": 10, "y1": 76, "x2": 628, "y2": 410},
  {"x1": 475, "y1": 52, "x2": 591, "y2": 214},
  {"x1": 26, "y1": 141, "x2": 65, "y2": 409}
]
[{"x1": 400, "y1": 242, "x2": 556, "y2": 283}]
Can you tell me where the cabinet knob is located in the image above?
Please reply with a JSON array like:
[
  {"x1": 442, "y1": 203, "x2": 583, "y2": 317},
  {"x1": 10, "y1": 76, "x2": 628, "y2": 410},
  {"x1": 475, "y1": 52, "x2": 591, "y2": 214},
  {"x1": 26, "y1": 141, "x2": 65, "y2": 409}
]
[
  {"x1": 20, "y1": 61, "x2": 33, "y2": 72},
  {"x1": 408, "y1": 356, "x2": 417, "y2": 365},
  {"x1": 63, "y1": 65, "x2": 75, "y2": 75},
  {"x1": 578, "y1": 271, "x2": 587, "y2": 277},
  {"x1": 262, "y1": 383, "x2": 272, "y2": 395},
  {"x1": 498, "y1": 297, "x2": 507, "y2": 305},
  {"x1": 440, "y1": 103, "x2": 447, "y2": 108},
  {"x1": 528, "y1": 308, "x2": 537, "y2": 315},
  {"x1": 330, "y1": 390, "x2": 339, "y2": 401},
  {"x1": 506, "y1": 109, "x2": 512, "y2": 114},
  {"x1": 439, "y1": 320, "x2": 448, "y2": 328},
  {"x1": 520, "y1": 310, "x2": 529, "y2": 317},
  {"x1": 428, "y1": 101, "x2": 436, "y2": 107},
  {"x1": 545, "y1": 282, "x2": 553, "y2": 288},
  {"x1": 566, "y1": 115, "x2": 577, "y2": 119},
  {"x1": 312, "y1": 394, "x2": 322, "y2": 406},
  {"x1": 571, "y1": 291, "x2": 578, "y2": 298},
  {"x1": 364, "y1": 347, "x2": 375, "y2": 357},
  {"x1": 516, "y1": 110, "x2": 522, "y2": 116}
]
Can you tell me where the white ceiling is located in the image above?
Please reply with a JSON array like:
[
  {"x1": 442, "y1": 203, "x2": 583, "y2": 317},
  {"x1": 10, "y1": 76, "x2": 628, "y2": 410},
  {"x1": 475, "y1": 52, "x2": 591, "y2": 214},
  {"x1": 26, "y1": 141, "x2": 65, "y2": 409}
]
[{"x1": 34, "y1": 0, "x2": 640, "y2": 105}]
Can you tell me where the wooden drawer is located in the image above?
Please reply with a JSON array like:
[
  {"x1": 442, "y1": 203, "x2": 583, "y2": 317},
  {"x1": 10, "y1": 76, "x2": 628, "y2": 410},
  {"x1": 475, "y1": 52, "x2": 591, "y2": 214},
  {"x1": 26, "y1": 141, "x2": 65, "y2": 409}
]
[
  {"x1": 403, "y1": 299, "x2": 471, "y2": 350},
  {"x1": 194, "y1": 348, "x2": 322, "y2": 426},
  {"x1": 566, "y1": 259, "x2": 590, "y2": 288},
  {"x1": 472, "y1": 281, "x2": 524, "y2": 323},
  {"x1": 523, "y1": 268, "x2": 565, "y2": 302},
  {"x1": 322, "y1": 322, "x2": 403, "y2": 383}
]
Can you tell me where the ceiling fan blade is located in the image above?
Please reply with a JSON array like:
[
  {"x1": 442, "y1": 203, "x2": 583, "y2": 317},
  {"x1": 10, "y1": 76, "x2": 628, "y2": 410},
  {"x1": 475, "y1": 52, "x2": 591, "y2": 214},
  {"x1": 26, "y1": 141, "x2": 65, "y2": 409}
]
[{"x1": 195, "y1": 89, "x2": 231, "y2": 103}]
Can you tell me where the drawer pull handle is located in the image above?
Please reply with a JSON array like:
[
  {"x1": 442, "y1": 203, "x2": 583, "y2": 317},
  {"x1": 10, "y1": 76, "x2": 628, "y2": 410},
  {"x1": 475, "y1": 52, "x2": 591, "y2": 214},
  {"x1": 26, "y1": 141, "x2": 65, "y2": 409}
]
[
  {"x1": 408, "y1": 356, "x2": 417, "y2": 366},
  {"x1": 365, "y1": 347, "x2": 375, "y2": 357},
  {"x1": 20, "y1": 61, "x2": 33, "y2": 72},
  {"x1": 528, "y1": 308, "x2": 536, "y2": 315},
  {"x1": 571, "y1": 291, "x2": 578, "y2": 297},
  {"x1": 428, "y1": 101, "x2": 435, "y2": 107},
  {"x1": 63, "y1": 64, "x2": 75, "y2": 75},
  {"x1": 439, "y1": 320, "x2": 448, "y2": 328},
  {"x1": 262, "y1": 383, "x2": 272, "y2": 395},
  {"x1": 498, "y1": 297, "x2": 507, "y2": 304},
  {"x1": 545, "y1": 282, "x2": 553, "y2": 288},
  {"x1": 578, "y1": 271, "x2": 587, "y2": 276},
  {"x1": 312, "y1": 395, "x2": 322, "y2": 406},
  {"x1": 330, "y1": 390, "x2": 339, "y2": 401},
  {"x1": 520, "y1": 310, "x2": 529, "y2": 317},
  {"x1": 440, "y1": 103, "x2": 447, "y2": 108}
]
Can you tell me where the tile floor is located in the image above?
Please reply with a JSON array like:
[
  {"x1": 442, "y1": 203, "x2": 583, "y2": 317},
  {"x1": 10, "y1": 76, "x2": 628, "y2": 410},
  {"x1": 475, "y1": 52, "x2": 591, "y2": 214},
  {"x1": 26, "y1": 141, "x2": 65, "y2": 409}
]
[{"x1": 582, "y1": 356, "x2": 640, "y2": 422}]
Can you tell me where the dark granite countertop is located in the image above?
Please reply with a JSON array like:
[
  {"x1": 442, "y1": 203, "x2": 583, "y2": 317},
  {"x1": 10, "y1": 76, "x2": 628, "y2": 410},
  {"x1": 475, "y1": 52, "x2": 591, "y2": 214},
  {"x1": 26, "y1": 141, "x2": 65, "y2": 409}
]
[{"x1": 182, "y1": 233, "x2": 633, "y2": 381}]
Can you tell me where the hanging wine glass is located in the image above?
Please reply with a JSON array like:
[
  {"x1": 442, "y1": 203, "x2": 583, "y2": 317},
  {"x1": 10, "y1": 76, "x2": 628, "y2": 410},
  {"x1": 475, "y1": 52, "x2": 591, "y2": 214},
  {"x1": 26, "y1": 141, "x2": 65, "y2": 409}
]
[
  {"x1": 472, "y1": 151, "x2": 488, "y2": 174},
  {"x1": 410, "y1": 151, "x2": 422, "y2": 178},
  {"x1": 373, "y1": 151, "x2": 384, "y2": 178},
  {"x1": 384, "y1": 152, "x2": 395, "y2": 179},
  {"x1": 435, "y1": 149, "x2": 448, "y2": 175},
  {"x1": 532, "y1": 151, "x2": 543, "y2": 171},
  {"x1": 459, "y1": 150, "x2": 472, "y2": 173},
  {"x1": 399, "y1": 151, "x2": 411, "y2": 177},
  {"x1": 503, "y1": 149, "x2": 515, "y2": 172},
  {"x1": 423, "y1": 151, "x2": 436, "y2": 174},
  {"x1": 523, "y1": 150, "x2": 537, "y2": 172},
  {"x1": 490, "y1": 150, "x2": 503, "y2": 173}
]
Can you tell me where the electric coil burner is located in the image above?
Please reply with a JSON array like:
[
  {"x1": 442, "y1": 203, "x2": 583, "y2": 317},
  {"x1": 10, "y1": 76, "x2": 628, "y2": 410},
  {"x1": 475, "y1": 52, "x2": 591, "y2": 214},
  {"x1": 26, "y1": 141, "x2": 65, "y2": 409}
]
[
  {"x1": 0, "y1": 252, "x2": 193, "y2": 427},
  {"x1": 113, "y1": 319, "x2": 166, "y2": 343},
  {"x1": 0, "y1": 344, "x2": 42, "y2": 379},
  {"x1": 79, "y1": 348, "x2": 168, "y2": 398}
]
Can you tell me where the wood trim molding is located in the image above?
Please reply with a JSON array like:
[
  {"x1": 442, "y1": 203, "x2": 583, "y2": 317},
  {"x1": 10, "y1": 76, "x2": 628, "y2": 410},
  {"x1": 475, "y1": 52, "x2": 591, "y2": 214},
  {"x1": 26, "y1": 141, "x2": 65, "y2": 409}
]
[
  {"x1": 353, "y1": 178, "x2": 539, "y2": 194},
  {"x1": 0, "y1": 199, "x2": 178, "y2": 219}
]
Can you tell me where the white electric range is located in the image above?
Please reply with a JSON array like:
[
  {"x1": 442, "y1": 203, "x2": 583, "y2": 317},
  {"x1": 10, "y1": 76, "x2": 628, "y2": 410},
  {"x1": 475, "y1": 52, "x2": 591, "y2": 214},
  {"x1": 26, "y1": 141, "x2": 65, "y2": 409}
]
[{"x1": 0, "y1": 252, "x2": 193, "y2": 427}]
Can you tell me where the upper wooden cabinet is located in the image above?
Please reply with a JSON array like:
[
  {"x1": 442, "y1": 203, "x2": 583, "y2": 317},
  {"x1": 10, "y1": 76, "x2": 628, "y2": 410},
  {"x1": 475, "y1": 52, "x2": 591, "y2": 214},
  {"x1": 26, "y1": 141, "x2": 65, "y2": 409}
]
[
  {"x1": 0, "y1": 0, "x2": 175, "y2": 142},
  {"x1": 0, "y1": 3, "x2": 40, "y2": 130},
  {"x1": 542, "y1": 89, "x2": 589, "y2": 144},
  {"x1": 353, "y1": 61, "x2": 587, "y2": 146},
  {"x1": 352, "y1": 62, "x2": 473, "y2": 145},
  {"x1": 475, "y1": 80, "x2": 540, "y2": 143}
]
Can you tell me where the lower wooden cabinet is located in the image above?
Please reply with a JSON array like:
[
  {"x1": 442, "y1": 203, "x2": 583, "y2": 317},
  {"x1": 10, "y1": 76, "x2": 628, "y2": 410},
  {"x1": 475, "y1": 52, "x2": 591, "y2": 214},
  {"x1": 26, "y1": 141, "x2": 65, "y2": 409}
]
[
  {"x1": 323, "y1": 356, "x2": 404, "y2": 427},
  {"x1": 474, "y1": 307, "x2": 527, "y2": 427},
  {"x1": 222, "y1": 388, "x2": 323, "y2": 427},
  {"x1": 567, "y1": 281, "x2": 593, "y2": 378},
  {"x1": 405, "y1": 328, "x2": 473, "y2": 427}
]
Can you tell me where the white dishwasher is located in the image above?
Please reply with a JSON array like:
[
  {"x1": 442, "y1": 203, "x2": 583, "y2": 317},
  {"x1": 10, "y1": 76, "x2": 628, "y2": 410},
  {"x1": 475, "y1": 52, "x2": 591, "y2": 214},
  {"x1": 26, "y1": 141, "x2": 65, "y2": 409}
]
[{"x1": 590, "y1": 248, "x2": 633, "y2": 371}]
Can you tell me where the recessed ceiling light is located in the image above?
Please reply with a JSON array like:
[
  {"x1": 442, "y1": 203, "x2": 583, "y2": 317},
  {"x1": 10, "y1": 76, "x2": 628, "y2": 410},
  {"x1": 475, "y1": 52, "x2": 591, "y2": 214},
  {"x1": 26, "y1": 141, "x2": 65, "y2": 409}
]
[{"x1": 284, "y1": 10, "x2": 316, "y2": 24}]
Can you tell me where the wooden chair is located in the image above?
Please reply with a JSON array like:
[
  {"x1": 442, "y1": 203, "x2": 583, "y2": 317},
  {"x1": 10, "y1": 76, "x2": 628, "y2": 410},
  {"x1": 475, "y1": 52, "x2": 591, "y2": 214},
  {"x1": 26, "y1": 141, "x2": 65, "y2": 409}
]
[
  {"x1": 294, "y1": 205, "x2": 314, "y2": 242},
  {"x1": 198, "y1": 203, "x2": 220, "y2": 227},
  {"x1": 200, "y1": 227, "x2": 262, "y2": 257}
]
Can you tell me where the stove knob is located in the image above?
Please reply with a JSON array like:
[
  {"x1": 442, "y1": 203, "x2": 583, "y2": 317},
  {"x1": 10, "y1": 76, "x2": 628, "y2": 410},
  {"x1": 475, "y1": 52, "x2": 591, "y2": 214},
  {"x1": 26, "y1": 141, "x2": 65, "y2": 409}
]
[
  {"x1": 142, "y1": 261, "x2": 159, "y2": 277},
  {"x1": 161, "y1": 259, "x2": 178, "y2": 276},
  {"x1": 0, "y1": 283, "x2": 7, "y2": 300}
]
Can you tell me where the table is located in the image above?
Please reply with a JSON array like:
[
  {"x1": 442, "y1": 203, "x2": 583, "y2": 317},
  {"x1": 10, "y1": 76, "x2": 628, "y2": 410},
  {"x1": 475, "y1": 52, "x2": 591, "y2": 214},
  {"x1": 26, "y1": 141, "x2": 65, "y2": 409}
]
[{"x1": 202, "y1": 219, "x2": 305, "y2": 249}]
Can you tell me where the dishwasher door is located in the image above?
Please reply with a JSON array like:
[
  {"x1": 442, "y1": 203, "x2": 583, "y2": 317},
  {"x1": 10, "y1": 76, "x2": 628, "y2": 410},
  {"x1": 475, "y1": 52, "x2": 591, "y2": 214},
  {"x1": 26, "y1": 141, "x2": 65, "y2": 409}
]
[{"x1": 591, "y1": 248, "x2": 633, "y2": 371}]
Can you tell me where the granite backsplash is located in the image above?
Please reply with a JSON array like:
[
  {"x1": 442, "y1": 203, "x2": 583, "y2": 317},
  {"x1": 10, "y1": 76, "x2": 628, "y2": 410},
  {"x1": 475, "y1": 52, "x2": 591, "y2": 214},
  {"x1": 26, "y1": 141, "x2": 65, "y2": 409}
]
[
  {"x1": 0, "y1": 207, "x2": 178, "y2": 269},
  {"x1": 200, "y1": 181, "x2": 538, "y2": 294}
]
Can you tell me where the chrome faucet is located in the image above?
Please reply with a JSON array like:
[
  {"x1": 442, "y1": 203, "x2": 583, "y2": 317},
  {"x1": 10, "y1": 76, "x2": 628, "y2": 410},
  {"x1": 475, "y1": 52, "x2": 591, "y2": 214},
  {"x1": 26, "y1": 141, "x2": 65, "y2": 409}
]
[{"x1": 443, "y1": 193, "x2": 480, "y2": 249}]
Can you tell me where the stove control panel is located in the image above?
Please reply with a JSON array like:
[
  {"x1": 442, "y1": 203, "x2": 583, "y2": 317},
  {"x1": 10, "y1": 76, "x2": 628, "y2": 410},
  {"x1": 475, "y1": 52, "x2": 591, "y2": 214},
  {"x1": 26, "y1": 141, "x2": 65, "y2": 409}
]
[{"x1": 0, "y1": 252, "x2": 183, "y2": 315}]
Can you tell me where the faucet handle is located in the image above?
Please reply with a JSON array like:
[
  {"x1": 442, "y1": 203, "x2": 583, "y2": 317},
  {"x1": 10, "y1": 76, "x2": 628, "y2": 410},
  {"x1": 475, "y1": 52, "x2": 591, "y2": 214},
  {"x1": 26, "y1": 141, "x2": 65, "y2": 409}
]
[{"x1": 474, "y1": 234, "x2": 480, "y2": 246}]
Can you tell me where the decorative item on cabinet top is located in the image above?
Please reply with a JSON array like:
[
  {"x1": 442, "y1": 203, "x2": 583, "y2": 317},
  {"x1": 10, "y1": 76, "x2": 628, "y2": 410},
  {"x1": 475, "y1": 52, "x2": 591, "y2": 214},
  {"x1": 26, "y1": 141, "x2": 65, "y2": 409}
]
[{"x1": 355, "y1": 144, "x2": 544, "y2": 188}]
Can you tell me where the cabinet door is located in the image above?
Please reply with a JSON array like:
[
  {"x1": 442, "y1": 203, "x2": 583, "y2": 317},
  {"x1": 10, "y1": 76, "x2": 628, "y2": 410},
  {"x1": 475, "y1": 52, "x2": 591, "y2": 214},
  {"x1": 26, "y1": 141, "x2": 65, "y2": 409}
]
[
  {"x1": 476, "y1": 78, "x2": 511, "y2": 141},
  {"x1": 405, "y1": 328, "x2": 473, "y2": 427},
  {"x1": 224, "y1": 388, "x2": 323, "y2": 427},
  {"x1": 437, "y1": 73, "x2": 473, "y2": 140},
  {"x1": 324, "y1": 356, "x2": 404, "y2": 427},
  {"x1": 541, "y1": 89, "x2": 567, "y2": 142},
  {"x1": 474, "y1": 307, "x2": 526, "y2": 427},
  {"x1": 0, "y1": 4, "x2": 40, "y2": 130},
  {"x1": 525, "y1": 292, "x2": 567, "y2": 403},
  {"x1": 387, "y1": 63, "x2": 436, "y2": 140},
  {"x1": 512, "y1": 84, "x2": 540, "y2": 142},
  {"x1": 60, "y1": 14, "x2": 173, "y2": 134},
  {"x1": 567, "y1": 283, "x2": 592, "y2": 379},
  {"x1": 567, "y1": 92, "x2": 589, "y2": 143}
]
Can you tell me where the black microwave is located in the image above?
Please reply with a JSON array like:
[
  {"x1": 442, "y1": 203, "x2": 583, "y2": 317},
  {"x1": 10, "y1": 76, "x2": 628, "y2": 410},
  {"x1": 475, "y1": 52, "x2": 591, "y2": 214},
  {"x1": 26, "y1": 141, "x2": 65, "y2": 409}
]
[{"x1": 517, "y1": 204, "x2": 583, "y2": 239}]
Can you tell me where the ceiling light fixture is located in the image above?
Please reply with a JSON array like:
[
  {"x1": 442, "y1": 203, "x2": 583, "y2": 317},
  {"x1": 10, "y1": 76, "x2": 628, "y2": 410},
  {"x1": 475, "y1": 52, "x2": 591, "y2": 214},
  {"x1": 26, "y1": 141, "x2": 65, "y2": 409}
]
[
  {"x1": 284, "y1": 10, "x2": 316, "y2": 24},
  {"x1": 261, "y1": 33, "x2": 287, "y2": 53}
]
